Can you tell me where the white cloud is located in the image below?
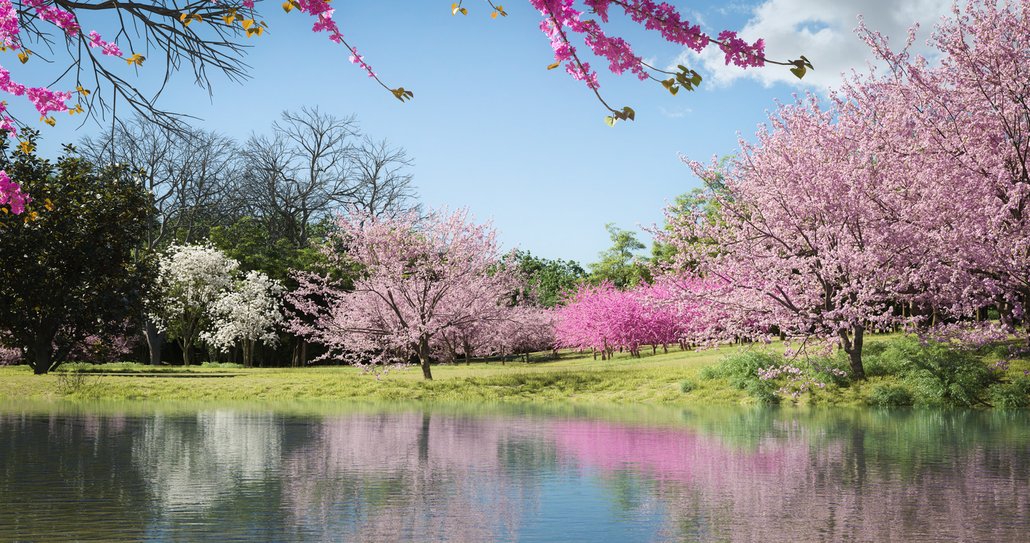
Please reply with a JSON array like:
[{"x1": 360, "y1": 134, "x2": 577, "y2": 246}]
[
  {"x1": 676, "y1": 0, "x2": 953, "y2": 90},
  {"x1": 659, "y1": 105, "x2": 694, "y2": 118}
]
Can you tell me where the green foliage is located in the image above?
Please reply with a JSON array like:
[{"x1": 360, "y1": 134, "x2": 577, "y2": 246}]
[
  {"x1": 702, "y1": 351, "x2": 782, "y2": 404},
  {"x1": 989, "y1": 376, "x2": 1030, "y2": 410},
  {"x1": 200, "y1": 361, "x2": 245, "y2": 369},
  {"x1": 209, "y1": 216, "x2": 328, "y2": 282},
  {"x1": 861, "y1": 339, "x2": 911, "y2": 377},
  {"x1": 0, "y1": 132, "x2": 152, "y2": 374},
  {"x1": 588, "y1": 223, "x2": 651, "y2": 288},
  {"x1": 867, "y1": 384, "x2": 915, "y2": 407},
  {"x1": 863, "y1": 336, "x2": 998, "y2": 407},
  {"x1": 679, "y1": 379, "x2": 697, "y2": 393},
  {"x1": 513, "y1": 250, "x2": 587, "y2": 307}
]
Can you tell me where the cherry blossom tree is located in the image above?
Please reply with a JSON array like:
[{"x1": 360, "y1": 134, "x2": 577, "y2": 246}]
[
  {"x1": 555, "y1": 281, "x2": 682, "y2": 358},
  {"x1": 664, "y1": 96, "x2": 933, "y2": 379},
  {"x1": 203, "y1": 270, "x2": 285, "y2": 367},
  {"x1": 288, "y1": 208, "x2": 519, "y2": 379},
  {"x1": 151, "y1": 243, "x2": 240, "y2": 366},
  {"x1": 849, "y1": 0, "x2": 1030, "y2": 339}
]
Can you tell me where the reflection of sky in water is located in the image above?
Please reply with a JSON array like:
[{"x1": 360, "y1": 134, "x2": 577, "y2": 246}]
[{"x1": 0, "y1": 405, "x2": 1028, "y2": 542}]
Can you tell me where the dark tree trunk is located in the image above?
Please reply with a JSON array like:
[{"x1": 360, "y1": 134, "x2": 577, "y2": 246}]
[
  {"x1": 32, "y1": 349, "x2": 52, "y2": 375},
  {"x1": 180, "y1": 339, "x2": 193, "y2": 367},
  {"x1": 143, "y1": 316, "x2": 164, "y2": 366},
  {"x1": 417, "y1": 337, "x2": 433, "y2": 380},
  {"x1": 839, "y1": 325, "x2": 865, "y2": 380},
  {"x1": 28, "y1": 323, "x2": 59, "y2": 375}
]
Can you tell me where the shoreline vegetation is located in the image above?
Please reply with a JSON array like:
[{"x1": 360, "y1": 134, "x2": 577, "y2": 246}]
[{"x1": 3, "y1": 335, "x2": 1028, "y2": 409}]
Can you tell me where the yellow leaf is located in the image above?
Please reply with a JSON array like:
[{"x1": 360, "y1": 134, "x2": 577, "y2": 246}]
[
  {"x1": 17, "y1": 50, "x2": 29, "y2": 64},
  {"x1": 546, "y1": 61, "x2": 561, "y2": 70},
  {"x1": 491, "y1": 11, "x2": 497, "y2": 19},
  {"x1": 125, "y1": 53, "x2": 145, "y2": 66},
  {"x1": 459, "y1": 7, "x2": 467, "y2": 14},
  {"x1": 42, "y1": 116, "x2": 56, "y2": 127},
  {"x1": 246, "y1": 26, "x2": 264, "y2": 37},
  {"x1": 241, "y1": 19, "x2": 255, "y2": 30},
  {"x1": 18, "y1": 140, "x2": 33, "y2": 154},
  {"x1": 451, "y1": 2, "x2": 459, "y2": 15},
  {"x1": 179, "y1": 12, "x2": 188, "y2": 22},
  {"x1": 282, "y1": 1, "x2": 293, "y2": 12},
  {"x1": 223, "y1": 14, "x2": 236, "y2": 25},
  {"x1": 76, "y1": 85, "x2": 90, "y2": 96},
  {"x1": 44, "y1": 198, "x2": 54, "y2": 211}
]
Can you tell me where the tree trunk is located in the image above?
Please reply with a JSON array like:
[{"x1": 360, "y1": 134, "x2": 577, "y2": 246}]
[
  {"x1": 417, "y1": 337, "x2": 433, "y2": 380},
  {"x1": 181, "y1": 339, "x2": 193, "y2": 367},
  {"x1": 243, "y1": 339, "x2": 254, "y2": 368},
  {"x1": 143, "y1": 316, "x2": 164, "y2": 366},
  {"x1": 32, "y1": 347, "x2": 53, "y2": 375},
  {"x1": 839, "y1": 325, "x2": 865, "y2": 380},
  {"x1": 28, "y1": 324, "x2": 58, "y2": 374}
]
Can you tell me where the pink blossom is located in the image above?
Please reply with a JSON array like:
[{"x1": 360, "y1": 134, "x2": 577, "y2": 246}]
[
  {"x1": 88, "y1": 30, "x2": 122, "y2": 57},
  {"x1": 0, "y1": 170, "x2": 29, "y2": 215}
]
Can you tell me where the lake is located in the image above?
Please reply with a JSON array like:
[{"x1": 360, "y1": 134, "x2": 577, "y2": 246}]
[{"x1": 0, "y1": 401, "x2": 1027, "y2": 542}]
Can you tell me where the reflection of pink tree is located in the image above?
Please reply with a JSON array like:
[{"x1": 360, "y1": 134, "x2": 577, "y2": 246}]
[
  {"x1": 551, "y1": 418, "x2": 1030, "y2": 542},
  {"x1": 280, "y1": 413, "x2": 547, "y2": 542}
]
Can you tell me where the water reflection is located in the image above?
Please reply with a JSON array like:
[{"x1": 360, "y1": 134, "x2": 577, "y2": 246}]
[{"x1": 0, "y1": 404, "x2": 1027, "y2": 542}]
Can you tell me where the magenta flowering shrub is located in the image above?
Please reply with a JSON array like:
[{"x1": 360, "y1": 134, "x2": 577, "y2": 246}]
[{"x1": 554, "y1": 277, "x2": 721, "y2": 358}]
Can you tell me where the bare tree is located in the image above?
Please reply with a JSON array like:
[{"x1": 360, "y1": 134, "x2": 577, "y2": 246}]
[
  {"x1": 237, "y1": 108, "x2": 420, "y2": 248},
  {"x1": 12, "y1": 0, "x2": 255, "y2": 131},
  {"x1": 79, "y1": 116, "x2": 238, "y2": 365},
  {"x1": 349, "y1": 137, "x2": 419, "y2": 218},
  {"x1": 238, "y1": 108, "x2": 356, "y2": 247}
]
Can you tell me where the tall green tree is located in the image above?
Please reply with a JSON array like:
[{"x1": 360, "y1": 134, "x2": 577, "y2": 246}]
[
  {"x1": 588, "y1": 224, "x2": 652, "y2": 289},
  {"x1": 513, "y1": 250, "x2": 587, "y2": 307},
  {"x1": 0, "y1": 134, "x2": 151, "y2": 374}
]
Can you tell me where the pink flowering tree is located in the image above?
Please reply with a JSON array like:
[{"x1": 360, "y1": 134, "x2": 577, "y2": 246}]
[
  {"x1": 663, "y1": 96, "x2": 935, "y2": 379},
  {"x1": 555, "y1": 281, "x2": 681, "y2": 358},
  {"x1": 487, "y1": 306, "x2": 557, "y2": 362},
  {"x1": 847, "y1": 0, "x2": 1030, "y2": 340},
  {"x1": 288, "y1": 208, "x2": 520, "y2": 380}
]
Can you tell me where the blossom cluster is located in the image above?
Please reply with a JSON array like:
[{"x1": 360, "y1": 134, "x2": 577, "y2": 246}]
[
  {"x1": 0, "y1": 170, "x2": 28, "y2": 214},
  {"x1": 88, "y1": 30, "x2": 123, "y2": 57}
]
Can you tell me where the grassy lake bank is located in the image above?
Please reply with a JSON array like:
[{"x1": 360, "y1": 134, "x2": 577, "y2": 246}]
[{"x1": 3, "y1": 337, "x2": 1028, "y2": 408}]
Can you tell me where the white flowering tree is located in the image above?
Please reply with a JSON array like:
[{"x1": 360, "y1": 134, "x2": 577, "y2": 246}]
[
  {"x1": 152, "y1": 244, "x2": 240, "y2": 366},
  {"x1": 203, "y1": 271, "x2": 285, "y2": 367}
]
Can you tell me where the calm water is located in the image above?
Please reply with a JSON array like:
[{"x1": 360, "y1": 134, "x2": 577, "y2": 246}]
[{"x1": 0, "y1": 402, "x2": 1028, "y2": 542}]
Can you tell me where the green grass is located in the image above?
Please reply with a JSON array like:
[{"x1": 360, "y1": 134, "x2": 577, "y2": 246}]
[{"x1": 1, "y1": 337, "x2": 1027, "y2": 408}]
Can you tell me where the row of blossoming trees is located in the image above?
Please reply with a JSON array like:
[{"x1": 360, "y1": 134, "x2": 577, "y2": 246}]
[
  {"x1": 132, "y1": 209, "x2": 555, "y2": 379},
  {"x1": 555, "y1": 1, "x2": 1030, "y2": 380}
]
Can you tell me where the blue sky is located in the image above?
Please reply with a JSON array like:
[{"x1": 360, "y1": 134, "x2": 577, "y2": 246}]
[{"x1": 9, "y1": 0, "x2": 951, "y2": 264}]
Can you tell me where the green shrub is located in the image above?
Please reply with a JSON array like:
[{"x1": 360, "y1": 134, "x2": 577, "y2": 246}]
[
  {"x1": 989, "y1": 376, "x2": 1030, "y2": 410},
  {"x1": 706, "y1": 351, "x2": 784, "y2": 404},
  {"x1": 862, "y1": 337, "x2": 919, "y2": 378},
  {"x1": 698, "y1": 365, "x2": 721, "y2": 380},
  {"x1": 200, "y1": 362, "x2": 245, "y2": 369},
  {"x1": 716, "y1": 351, "x2": 783, "y2": 390},
  {"x1": 745, "y1": 380, "x2": 781, "y2": 405},
  {"x1": 907, "y1": 343, "x2": 997, "y2": 407},
  {"x1": 679, "y1": 379, "x2": 697, "y2": 393},
  {"x1": 867, "y1": 384, "x2": 915, "y2": 407}
]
